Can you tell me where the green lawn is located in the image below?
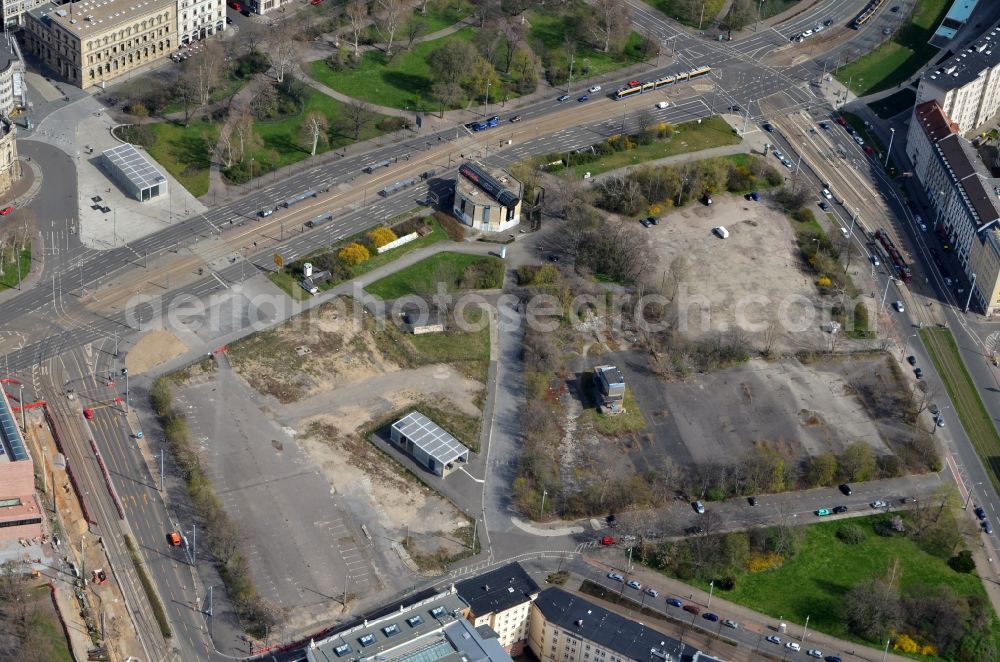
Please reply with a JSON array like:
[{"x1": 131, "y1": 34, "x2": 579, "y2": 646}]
[
  {"x1": 868, "y1": 88, "x2": 917, "y2": 119},
  {"x1": 643, "y1": 0, "x2": 727, "y2": 28},
  {"x1": 580, "y1": 386, "x2": 647, "y2": 435},
  {"x1": 570, "y1": 116, "x2": 741, "y2": 177},
  {"x1": 307, "y1": 28, "x2": 478, "y2": 111},
  {"x1": 0, "y1": 247, "x2": 31, "y2": 289},
  {"x1": 921, "y1": 327, "x2": 1000, "y2": 494},
  {"x1": 404, "y1": 0, "x2": 472, "y2": 34},
  {"x1": 758, "y1": 0, "x2": 801, "y2": 20},
  {"x1": 366, "y1": 252, "x2": 504, "y2": 299},
  {"x1": 528, "y1": 12, "x2": 648, "y2": 78},
  {"x1": 266, "y1": 268, "x2": 308, "y2": 301},
  {"x1": 141, "y1": 120, "x2": 219, "y2": 197},
  {"x1": 350, "y1": 217, "x2": 449, "y2": 278},
  {"x1": 161, "y1": 76, "x2": 245, "y2": 116},
  {"x1": 834, "y1": 0, "x2": 950, "y2": 96},
  {"x1": 696, "y1": 515, "x2": 992, "y2": 645}
]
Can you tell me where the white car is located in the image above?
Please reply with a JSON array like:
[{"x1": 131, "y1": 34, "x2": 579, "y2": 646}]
[
  {"x1": 807, "y1": 651, "x2": 823, "y2": 659},
  {"x1": 589, "y1": 85, "x2": 602, "y2": 94},
  {"x1": 645, "y1": 587, "x2": 658, "y2": 597},
  {"x1": 786, "y1": 642, "x2": 801, "y2": 652},
  {"x1": 894, "y1": 300, "x2": 904, "y2": 312},
  {"x1": 822, "y1": 188, "x2": 832, "y2": 199},
  {"x1": 656, "y1": 101, "x2": 669, "y2": 109},
  {"x1": 813, "y1": 24, "x2": 824, "y2": 33},
  {"x1": 840, "y1": 227, "x2": 849, "y2": 237},
  {"x1": 608, "y1": 572, "x2": 624, "y2": 582},
  {"x1": 627, "y1": 580, "x2": 642, "y2": 590},
  {"x1": 871, "y1": 500, "x2": 888, "y2": 508},
  {"x1": 854, "y1": 134, "x2": 865, "y2": 145},
  {"x1": 773, "y1": 149, "x2": 784, "y2": 158},
  {"x1": 870, "y1": 255, "x2": 880, "y2": 266},
  {"x1": 802, "y1": 29, "x2": 813, "y2": 37}
]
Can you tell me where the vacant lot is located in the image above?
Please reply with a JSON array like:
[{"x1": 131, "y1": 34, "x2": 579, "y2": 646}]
[
  {"x1": 365, "y1": 252, "x2": 504, "y2": 299},
  {"x1": 647, "y1": 194, "x2": 830, "y2": 351},
  {"x1": 620, "y1": 352, "x2": 907, "y2": 468}
]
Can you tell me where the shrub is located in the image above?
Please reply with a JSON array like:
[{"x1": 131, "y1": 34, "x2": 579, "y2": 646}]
[
  {"x1": 367, "y1": 227, "x2": 398, "y2": 249},
  {"x1": 377, "y1": 116, "x2": 409, "y2": 132},
  {"x1": 793, "y1": 207, "x2": 816, "y2": 224},
  {"x1": 836, "y1": 524, "x2": 866, "y2": 544},
  {"x1": 433, "y1": 211, "x2": 466, "y2": 241},
  {"x1": 392, "y1": 216, "x2": 429, "y2": 236},
  {"x1": 893, "y1": 633, "x2": 936, "y2": 656},
  {"x1": 948, "y1": 550, "x2": 976, "y2": 573},
  {"x1": 338, "y1": 242, "x2": 370, "y2": 266},
  {"x1": 746, "y1": 552, "x2": 784, "y2": 573},
  {"x1": 715, "y1": 575, "x2": 736, "y2": 590}
]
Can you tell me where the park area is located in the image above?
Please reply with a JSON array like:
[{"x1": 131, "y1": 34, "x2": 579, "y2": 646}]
[
  {"x1": 835, "y1": 0, "x2": 951, "y2": 96},
  {"x1": 364, "y1": 251, "x2": 505, "y2": 299}
]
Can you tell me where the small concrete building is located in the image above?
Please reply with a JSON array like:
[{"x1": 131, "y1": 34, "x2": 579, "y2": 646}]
[
  {"x1": 0, "y1": 387, "x2": 41, "y2": 542},
  {"x1": 399, "y1": 301, "x2": 444, "y2": 335},
  {"x1": 102, "y1": 143, "x2": 168, "y2": 201},
  {"x1": 594, "y1": 365, "x2": 625, "y2": 415},
  {"x1": 456, "y1": 562, "x2": 540, "y2": 655},
  {"x1": 390, "y1": 411, "x2": 469, "y2": 477},
  {"x1": 453, "y1": 162, "x2": 522, "y2": 233}
]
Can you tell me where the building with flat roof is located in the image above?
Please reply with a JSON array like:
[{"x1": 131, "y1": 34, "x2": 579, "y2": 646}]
[
  {"x1": 916, "y1": 19, "x2": 1000, "y2": 133},
  {"x1": 528, "y1": 588, "x2": 696, "y2": 662},
  {"x1": 23, "y1": 0, "x2": 177, "y2": 88},
  {"x1": 389, "y1": 411, "x2": 470, "y2": 477},
  {"x1": 306, "y1": 588, "x2": 513, "y2": 662},
  {"x1": 456, "y1": 562, "x2": 540, "y2": 654},
  {"x1": 930, "y1": 0, "x2": 980, "y2": 47},
  {"x1": 594, "y1": 365, "x2": 625, "y2": 415},
  {"x1": 453, "y1": 162, "x2": 522, "y2": 233},
  {"x1": 101, "y1": 143, "x2": 167, "y2": 201},
  {"x1": 0, "y1": 33, "x2": 26, "y2": 116},
  {"x1": 0, "y1": 385, "x2": 41, "y2": 541}
]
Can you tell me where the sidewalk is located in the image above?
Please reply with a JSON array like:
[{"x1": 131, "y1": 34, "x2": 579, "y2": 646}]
[{"x1": 586, "y1": 551, "x2": 915, "y2": 662}]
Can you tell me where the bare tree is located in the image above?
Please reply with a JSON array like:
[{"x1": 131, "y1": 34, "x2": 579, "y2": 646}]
[
  {"x1": 216, "y1": 121, "x2": 235, "y2": 168},
  {"x1": 588, "y1": 0, "x2": 631, "y2": 53},
  {"x1": 405, "y1": 15, "x2": 426, "y2": 50},
  {"x1": 232, "y1": 110, "x2": 255, "y2": 163},
  {"x1": 374, "y1": 0, "x2": 408, "y2": 58},
  {"x1": 842, "y1": 578, "x2": 901, "y2": 641},
  {"x1": 635, "y1": 108, "x2": 656, "y2": 134},
  {"x1": 339, "y1": 100, "x2": 375, "y2": 141},
  {"x1": 264, "y1": 21, "x2": 301, "y2": 83},
  {"x1": 430, "y1": 80, "x2": 464, "y2": 116},
  {"x1": 345, "y1": 0, "x2": 367, "y2": 56},
  {"x1": 299, "y1": 111, "x2": 329, "y2": 156},
  {"x1": 249, "y1": 75, "x2": 277, "y2": 119},
  {"x1": 184, "y1": 39, "x2": 226, "y2": 108},
  {"x1": 499, "y1": 20, "x2": 524, "y2": 72},
  {"x1": 239, "y1": 21, "x2": 268, "y2": 55}
]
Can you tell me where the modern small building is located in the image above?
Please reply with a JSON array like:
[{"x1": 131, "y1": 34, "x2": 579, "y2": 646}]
[
  {"x1": 594, "y1": 365, "x2": 625, "y2": 415},
  {"x1": 389, "y1": 411, "x2": 469, "y2": 477},
  {"x1": 399, "y1": 301, "x2": 445, "y2": 335},
  {"x1": 306, "y1": 588, "x2": 513, "y2": 662},
  {"x1": 0, "y1": 386, "x2": 41, "y2": 542},
  {"x1": 453, "y1": 162, "x2": 522, "y2": 233},
  {"x1": 528, "y1": 588, "x2": 696, "y2": 662},
  {"x1": 456, "y1": 562, "x2": 540, "y2": 655},
  {"x1": 102, "y1": 143, "x2": 168, "y2": 201}
]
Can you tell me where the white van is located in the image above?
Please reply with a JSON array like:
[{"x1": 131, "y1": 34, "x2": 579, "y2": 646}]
[{"x1": 713, "y1": 226, "x2": 729, "y2": 239}]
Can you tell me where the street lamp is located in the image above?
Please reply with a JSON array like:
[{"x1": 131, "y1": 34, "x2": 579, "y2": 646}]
[
  {"x1": 483, "y1": 79, "x2": 491, "y2": 118},
  {"x1": 885, "y1": 127, "x2": 895, "y2": 168},
  {"x1": 965, "y1": 273, "x2": 977, "y2": 313},
  {"x1": 707, "y1": 580, "x2": 715, "y2": 608},
  {"x1": 540, "y1": 488, "x2": 547, "y2": 520},
  {"x1": 901, "y1": 332, "x2": 917, "y2": 360}
]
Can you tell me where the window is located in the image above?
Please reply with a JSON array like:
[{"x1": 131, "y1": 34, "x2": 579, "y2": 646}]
[
  {"x1": 381, "y1": 624, "x2": 399, "y2": 637},
  {"x1": 406, "y1": 615, "x2": 424, "y2": 627},
  {"x1": 334, "y1": 644, "x2": 352, "y2": 657},
  {"x1": 358, "y1": 634, "x2": 376, "y2": 647}
]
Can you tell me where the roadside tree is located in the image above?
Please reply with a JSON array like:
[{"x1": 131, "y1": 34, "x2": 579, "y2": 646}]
[
  {"x1": 374, "y1": 0, "x2": 409, "y2": 59},
  {"x1": 842, "y1": 578, "x2": 901, "y2": 641},
  {"x1": 345, "y1": 0, "x2": 368, "y2": 56},
  {"x1": 338, "y1": 100, "x2": 375, "y2": 140},
  {"x1": 299, "y1": 111, "x2": 330, "y2": 156},
  {"x1": 587, "y1": 0, "x2": 631, "y2": 53}
]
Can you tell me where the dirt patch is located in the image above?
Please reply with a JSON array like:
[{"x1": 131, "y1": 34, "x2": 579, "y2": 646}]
[
  {"x1": 123, "y1": 330, "x2": 187, "y2": 374},
  {"x1": 652, "y1": 195, "x2": 827, "y2": 352}
]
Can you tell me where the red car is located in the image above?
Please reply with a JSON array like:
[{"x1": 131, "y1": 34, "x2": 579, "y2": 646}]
[
  {"x1": 600, "y1": 536, "x2": 615, "y2": 546},
  {"x1": 310, "y1": 0, "x2": 321, "y2": 4},
  {"x1": 628, "y1": 79, "x2": 641, "y2": 88},
  {"x1": 227, "y1": 0, "x2": 240, "y2": 10},
  {"x1": 0, "y1": 206, "x2": 13, "y2": 215},
  {"x1": 863, "y1": 144, "x2": 874, "y2": 154},
  {"x1": 83, "y1": 408, "x2": 94, "y2": 420},
  {"x1": 835, "y1": 116, "x2": 847, "y2": 126}
]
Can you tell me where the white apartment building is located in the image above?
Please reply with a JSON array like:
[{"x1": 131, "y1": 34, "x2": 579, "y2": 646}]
[
  {"x1": 916, "y1": 20, "x2": 1000, "y2": 134},
  {"x1": 178, "y1": 0, "x2": 224, "y2": 44},
  {"x1": 0, "y1": 32, "x2": 26, "y2": 116},
  {"x1": 456, "y1": 563, "x2": 540, "y2": 655}
]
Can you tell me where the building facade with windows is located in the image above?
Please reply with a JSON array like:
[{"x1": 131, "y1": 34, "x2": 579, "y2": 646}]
[
  {"x1": 916, "y1": 20, "x2": 1000, "y2": 133},
  {"x1": 0, "y1": 384, "x2": 41, "y2": 542},
  {"x1": 529, "y1": 588, "x2": 696, "y2": 662},
  {"x1": 0, "y1": 33, "x2": 27, "y2": 116},
  {"x1": 242, "y1": 0, "x2": 284, "y2": 15},
  {"x1": 23, "y1": 0, "x2": 176, "y2": 88},
  {"x1": 0, "y1": 117, "x2": 19, "y2": 197},
  {"x1": 453, "y1": 162, "x2": 522, "y2": 233},
  {"x1": 456, "y1": 562, "x2": 540, "y2": 655},
  {"x1": 177, "y1": 0, "x2": 223, "y2": 44}
]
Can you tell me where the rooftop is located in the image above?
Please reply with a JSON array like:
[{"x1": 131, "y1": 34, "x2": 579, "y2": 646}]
[
  {"x1": 391, "y1": 412, "x2": 469, "y2": 467},
  {"x1": 533, "y1": 588, "x2": 696, "y2": 662},
  {"x1": 931, "y1": 0, "x2": 979, "y2": 46},
  {"x1": 307, "y1": 590, "x2": 512, "y2": 662},
  {"x1": 924, "y1": 17, "x2": 1000, "y2": 90},
  {"x1": 0, "y1": 33, "x2": 21, "y2": 75},
  {"x1": 595, "y1": 365, "x2": 625, "y2": 387},
  {"x1": 457, "y1": 162, "x2": 521, "y2": 209},
  {"x1": 31, "y1": 0, "x2": 174, "y2": 35},
  {"x1": 102, "y1": 143, "x2": 167, "y2": 191},
  {"x1": 455, "y1": 562, "x2": 540, "y2": 616},
  {"x1": 936, "y1": 134, "x2": 1000, "y2": 228},
  {"x1": 913, "y1": 101, "x2": 959, "y2": 144},
  {"x1": 0, "y1": 388, "x2": 28, "y2": 463}
]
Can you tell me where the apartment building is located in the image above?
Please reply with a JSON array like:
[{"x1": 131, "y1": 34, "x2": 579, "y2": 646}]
[
  {"x1": 0, "y1": 382, "x2": 41, "y2": 542},
  {"x1": 906, "y1": 100, "x2": 1000, "y2": 314},
  {"x1": 528, "y1": 588, "x2": 698, "y2": 662},
  {"x1": 916, "y1": 19, "x2": 1000, "y2": 134},
  {"x1": 456, "y1": 562, "x2": 540, "y2": 655},
  {"x1": 242, "y1": 0, "x2": 285, "y2": 15},
  {"x1": 23, "y1": 0, "x2": 176, "y2": 88},
  {"x1": 177, "y1": 0, "x2": 223, "y2": 44},
  {"x1": 0, "y1": 33, "x2": 26, "y2": 117}
]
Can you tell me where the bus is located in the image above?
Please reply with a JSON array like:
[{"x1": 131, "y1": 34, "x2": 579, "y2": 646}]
[{"x1": 614, "y1": 66, "x2": 712, "y2": 100}]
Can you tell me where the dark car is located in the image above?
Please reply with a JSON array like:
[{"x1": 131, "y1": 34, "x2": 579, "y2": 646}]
[
  {"x1": 823, "y1": 18, "x2": 833, "y2": 25},
  {"x1": 833, "y1": 505, "x2": 849, "y2": 514},
  {"x1": 645, "y1": 216, "x2": 659, "y2": 226},
  {"x1": 763, "y1": 122, "x2": 774, "y2": 132},
  {"x1": 890, "y1": 5, "x2": 900, "y2": 11},
  {"x1": 683, "y1": 604, "x2": 701, "y2": 615},
  {"x1": 819, "y1": 201, "x2": 829, "y2": 211},
  {"x1": 839, "y1": 484, "x2": 852, "y2": 496},
  {"x1": 984, "y1": 520, "x2": 994, "y2": 535},
  {"x1": 914, "y1": 368, "x2": 924, "y2": 379},
  {"x1": 703, "y1": 613, "x2": 719, "y2": 622},
  {"x1": 667, "y1": 598, "x2": 683, "y2": 608},
  {"x1": 825, "y1": 657, "x2": 842, "y2": 662},
  {"x1": 730, "y1": 105, "x2": 741, "y2": 112},
  {"x1": 907, "y1": 355, "x2": 917, "y2": 365},
  {"x1": 510, "y1": 115, "x2": 522, "y2": 122},
  {"x1": 640, "y1": 218, "x2": 653, "y2": 228},
  {"x1": 975, "y1": 506, "x2": 987, "y2": 521},
  {"x1": 748, "y1": 496, "x2": 758, "y2": 506},
  {"x1": 864, "y1": 144, "x2": 875, "y2": 154},
  {"x1": 836, "y1": 115, "x2": 848, "y2": 126},
  {"x1": 749, "y1": 191, "x2": 760, "y2": 201},
  {"x1": 577, "y1": 95, "x2": 589, "y2": 102},
  {"x1": 684, "y1": 525, "x2": 705, "y2": 535},
  {"x1": 607, "y1": 514, "x2": 618, "y2": 527}
]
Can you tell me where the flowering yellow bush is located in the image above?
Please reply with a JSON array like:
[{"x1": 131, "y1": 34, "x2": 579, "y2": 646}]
[
  {"x1": 648, "y1": 204, "x2": 663, "y2": 216},
  {"x1": 892, "y1": 634, "x2": 935, "y2": 655},
  {"x1": 367, "y1": 227, "x2": 398, "y2": 249},
  {"x1": 746, "y1": 552, "x2": 784, "y2": 573},
  {"x1": 817, "y1": 276, "x2": 832, "y2": 287},
  {"x1": 338, "y1": 242, "x2": 370, "y2": 266}
]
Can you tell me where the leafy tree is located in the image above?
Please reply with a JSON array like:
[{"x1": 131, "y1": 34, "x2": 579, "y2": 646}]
[
  {"x1": 427, "y1": 39, "x2": 478, "y2": 84},
  {"x1": 947, "y1": 550, "x2": 975, "y2": 573},
  {"x1": 338, "y1": 243, "x2": 370, "y2": 266},
  {"x1": 805, "y1": 453, "x2": 838, "y2": 487},
  {"x1": 842, "y1": 578, "x2": 900, "y2": 641},
  {"x1": 839, "y1": 442, "x2": 876, "y2": 482}
]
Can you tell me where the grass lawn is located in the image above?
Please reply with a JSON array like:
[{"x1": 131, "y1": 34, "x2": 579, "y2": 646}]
[
  {"x1": 869, "y1": 88, "x2": 917, "y2": 119},
  {"x1": 161, "y1": 76, "x2": 245, "y2": 116},
  {"x1": 0, "y1": 247, "x2": 31, "y2": 289},
  {"x1": 528, "y1": 12, "x2": 648, "y2": 78},
  {"x1": 569, "y1": 116, "x2": 741, "y2": 177},
  {"x1": 266, "y1": 268, "x2": 308, "y2": 301},
  {"x1": 834, "y1": 0, "x2": 950, "y2": 96},
  {"x1": 580, "y1": 386, "x2": 646, "y2": 435},
  {"x1": 405, "y1": 0, "x2": 472, "y2": 34},
  {"x1": 643, "y1": 0, "x2": 727, "y2": 28},
  {"x1": 307, "y1": 27, "x2": 478, "y2": 111},
  {"x1": 140, "y1": 120, "x2": 219, "y2": 197},
  {"x1": 366, "y1": 252, "x2": 504, "y2": 299},
  {"x1": 921, "y1": 327, "x2": 1000, "y2": 493},
  {"x1": 758, "y1": 0, "x2": 801, "y2": 20},
  {"x1": 691, "y1": 515, "x2": 994, "y2": 647}
]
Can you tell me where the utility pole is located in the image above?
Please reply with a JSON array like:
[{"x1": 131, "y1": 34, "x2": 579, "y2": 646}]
[
  {"x1": 113, "y1": 329, "x2": 118, "y2": 357},
  {"x1": 121, "y1": 368, "x2": 129, "y2": 414},
  {"x1": 159, "y1": 448, "x2": 164, "y2": 492},
  {"x1": 965, "y1": 273, "x2": 977, "y2": 312},
  {"x1": 207, "y1": 585, "x2": 213, "y2": 616},
  {"x1": 483, "y1": 79, "x2": 491, "y2": 118},
  {"x1": 566, "y1": 53, "x2": 575, "y2": 94},
  {"x1": 801, "y1": 615, "x2": 809, "y2": 641},
  {"x1": 707, "y1": 580, "x2": 715, "y2": 608},
  {"x1": 698, "y1": 0, "x2": 706, "y2": 30},
  {"x1": 884, "y1": 127, "x2": 895, "y2": 168},
  {"x1": 19, "y1": 384, "x2": 25, "y2": 431},
  {"x1": 539, "y1": 489, "x2": 548, "y2": 520}
]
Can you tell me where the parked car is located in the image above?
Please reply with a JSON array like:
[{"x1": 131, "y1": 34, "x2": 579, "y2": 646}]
[
  {"x1": 975, "y1": 506, "x2": 987, "y2": 521},
  {"x1": 645, "y1": 587, "x2": 659, "y2": 597},
  {"x1": 870, "y1": 500, "x2": 887, "y2": 509},
  {"x1": 983, "y1": 520, "x2": 994, "y2": 535},
  {"x1": 894, "y1": 300, "x2": 904, "y2": 312},
  {"x1": 693, "y1": 500, "x2": 706, "y2": 514},
  {"x1": 607, "y1": 572, "x2": 624, "y2": 582},
  {"x1": 667, "y1": 598, "x2": 683, "y2": 608},
  {"x1": 815, "y1": 508, "x2": 831, "y2": 516},
  {"x1": 882, "y1": 27, "x2": 892, "y2": 35},
  {"x1": 259, "y1": 208, "x2": 274, "y2": 217},
  {"x1": 840, "y1": 226, "x2": 849, "y2": 237},
  {"x1": 819, "y1": 201, "x2": 829, "y2": 211},
  {"x1": 907, "y1": 355, "x2": 917, "y2": 365},
  {"x1": 83, "y1": 408, "x2": 94, "y2": 420},
  {"x1": 0, "y1": 206, "x2": 13, "y2": 215},
  {"x1": 627, "y1": 579, "x2": 642, "y2": 590},
  {"x1": 683, "y1": 604, "x2": 701, "y2": 615},
  {"x1": 773, "y1": 148, "x2": 784, "y2": 158},
  {"x1": 722, "y1": 619, "x2": 738, "y2": 629},
  {"x1": 600, "y1": 536, "x2": 616, "y2": 545},
  {"x1": 782, "y1": 158, "x2": 793, "y2": 168},
  {"x1": 763, "y1": 122, "x2": 774, "y2": 132},
  {"x1": 588, "y1": 85, "x2": 602, "y2": 93},
  {"x1": 833, "y1": 505, "x2": 849, "y2": 514},
  {"x1": 577, "y1": 95, "x2": 589, "y2": 102},
  {"x1": 839, "y1": 484, "x2": 853, "y2": 495},
  {"x1": 819, "y1": 120, "x2": 830, "y2": 129},
  {"x1": 935, "y1": 414, "x2": 946, "y2": 428},
  {"x1": 836, "y1": 115, "x2": 847, "y2": 125},
  {"x1": 748, "y1": 496, "x2": 758, "y2": 506},
  {"x1": 870, "y1": 255, "x2": 880, "y2": 266},
  {"x1": 807, "y1": 651, "x2": 823, "y2": 659},
  {"x1": 822, "y1": 188, "x2": 832, "y2": 199},
  {"x1": 825, "y1": 657, "x2": 842, "y2": 662},
  {"x1": 749, "y1": 191, "x2": 760, "y2": 201},
  {"x1": 510, "y1": 115, "x2": 522, "y2": 122},
  {"x1": 166, "y1": 531, "x2": 182, "y2": 546},
  {"x1": 854, "y1": 135, "x2": 865, "y2": 146},
  {"x1": 640, "y1": 218, "x2": 653, "y2": 228},
  {"x1": 823, "y1": 18, "x2": 833, "y2": 25},
  {"x1": 557, "y1": 95, "x2": 570, "y2": 102},
  {"x1": 786, "y1": 642, "x2": 801, "y2": 652},
  {"x1": 766, "y1": 636, "x2": 782, "y2": 645},
  {"x1": 915, "y1": 367, "x2": 924, "y2": 379},
  {"x1": 655, "y1": 101, "x2": 669, "y2": 109},
  {"x1": 645, "y1": 216, "x2": 659, "y2": 225},
  {"x1": 703, "y1": 613, "x2": 719, "y2": 622},
  {"x1": 864, "y1": 144, "x2": 875, "y2": 154}
]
